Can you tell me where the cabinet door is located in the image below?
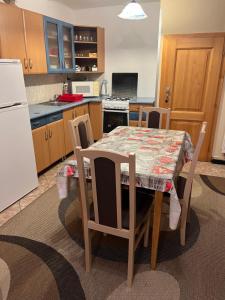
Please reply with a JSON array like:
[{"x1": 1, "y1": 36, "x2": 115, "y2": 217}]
[
  {"x1": 97, "y1": 27, "x2": 105, "y2": 73},
  {"x1": 61, "y1": 22, "x2": 75, "y2": 72},
  {"x1": 75, "y1": 104, "x2": 89, "y2": 117},
  {"x1": 48, "y1": 120, "x2": 65, "y2": 164},
  {"x1": 23, "y1": 10, "x2": 47, "y2": 74},
  {"x1": 44, "y1": 17, "x2": 62, "y2": 73},
  {"x1": 0, "y1": 4, "x2": 28, "y2": 73},
  {"x1": 63, "y1": 109, "x2": 75, "y2": 155},
  {"x1": 32, "y1": 126, "x2": 50, "y2": 173},
  {"x1": 89, "y1": 103, "x2": 103, "y2": 140}
]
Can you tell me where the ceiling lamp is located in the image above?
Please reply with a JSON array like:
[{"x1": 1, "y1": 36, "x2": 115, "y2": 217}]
[{"x1": 118, "y1": 0, "x2": 148, "y2": 20}]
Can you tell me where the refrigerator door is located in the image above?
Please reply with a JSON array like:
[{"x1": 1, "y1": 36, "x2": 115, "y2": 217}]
[
  {"x1": 0, "y1": 59, "x2": 27, "y2": 108},
  {"x1": 0, "y1": 104, "x2": 38, "y2": 212}
]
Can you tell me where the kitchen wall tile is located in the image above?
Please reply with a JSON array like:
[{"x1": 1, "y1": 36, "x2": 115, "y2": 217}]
[{"x1": 24, "y1": 74, "x2": 67, "y2": 104}]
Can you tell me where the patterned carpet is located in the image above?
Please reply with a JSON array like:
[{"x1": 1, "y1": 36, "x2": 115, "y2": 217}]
[{"x1": 0, "y1": 175, "x2": 225, "y2": 300}]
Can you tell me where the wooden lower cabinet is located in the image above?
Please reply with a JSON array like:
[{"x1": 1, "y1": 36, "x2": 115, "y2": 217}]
[
  {"x1": 63, "y1": 104, "x2": 89, "y2": 155},
  {"x1": 129, "y1": 103, "x2": 153, "y2": 127},
  {"x1": 89, "y1": 102, "x2": 103, "y2": 141},
  {"x1": 32, "y1": 120, "x2": 65, "y2": 173},
  {"x1": 48, "y1": 120, "x2": 65, "y2": 164},
  {"x1": 32, "y1": 126, "x2": 50, "y2": 173}
]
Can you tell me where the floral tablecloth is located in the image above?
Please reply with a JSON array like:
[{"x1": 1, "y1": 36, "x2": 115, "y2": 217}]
[{"x1": 57, "y1": 126, "x2": 193, "y2": 230}]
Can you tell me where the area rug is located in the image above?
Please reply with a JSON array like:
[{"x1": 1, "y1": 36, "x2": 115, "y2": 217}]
[{"x1": 0, "y1": 175, "x2": 225, "y2": 300}]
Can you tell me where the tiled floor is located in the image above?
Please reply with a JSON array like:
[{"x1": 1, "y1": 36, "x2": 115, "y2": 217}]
[{"x1": 0, "y1": 160, "x2": 225, "y2": 227}]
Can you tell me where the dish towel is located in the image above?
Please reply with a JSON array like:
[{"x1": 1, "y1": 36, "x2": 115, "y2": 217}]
[{"x1": 222, "y1": 132, "x2": 225, "y2": 154}]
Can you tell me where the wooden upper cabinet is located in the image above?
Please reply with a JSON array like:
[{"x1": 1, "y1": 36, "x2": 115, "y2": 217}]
[
  {"x1": 0, "y1": 4, "x2": 27, "y2": 73},
  {"x1": 23, "y1": 10, "x2": 47, "y2": 74},
  {"x1": 0, "y1": 3, "x2": 47, "y2": 74},
  {"x1": 97, "y1": 27, "x2": 105, "y2": 73},
  {"x1": 159, "y1": 34, "x2": 225, "y2": 161}
]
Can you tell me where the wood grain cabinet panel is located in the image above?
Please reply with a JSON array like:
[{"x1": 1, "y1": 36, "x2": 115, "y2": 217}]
[
  {"x1": 97, "y1": 27, "x2": 105, "y2": 73},
  {"x1": 75, "y1": 104, "x2": 89, "y2": 117},
  {"x1": 89, "y1": 102, "x2": 103, "y2": 141},
  {"x1": 32, "y1": 126, "x2": 50, "y2": 173},
  {"x1": 48, "y1": 120, "x2": 65, "y2": 164},
  {"x1": 23, "y1": 10, "x2": 47, "y2": 74},
  {"x1": 0, "y1": 4, "x2": 27, "y2": 73},
  {"x1": 63, "y1": 109, "x2": 74, "y2": 155}
]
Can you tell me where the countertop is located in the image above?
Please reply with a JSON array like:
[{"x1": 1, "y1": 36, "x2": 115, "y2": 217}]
[{"x1": 29, "y1": 97, "x2": 155, "y2": 121}]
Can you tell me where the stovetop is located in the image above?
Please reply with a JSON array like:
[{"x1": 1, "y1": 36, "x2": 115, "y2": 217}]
[
  {"x1": 104, "y1": 96, "x2": 131, "y2": 101},
  {"x1": 102, "y1": 96, "x2": 130, "y2": 110}
]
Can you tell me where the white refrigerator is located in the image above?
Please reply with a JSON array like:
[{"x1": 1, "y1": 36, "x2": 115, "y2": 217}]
[{"x1": 0, "y1": 59, "x2": 38, "y2": 212}]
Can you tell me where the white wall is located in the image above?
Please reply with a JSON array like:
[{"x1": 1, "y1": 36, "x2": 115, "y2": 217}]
[
  {"x1": 161, "y1": 0, "x2": 225, "y2": 34},
  {"x1": 71, "y1": 3, "x2": 160, "y2": 98},
  {"x1": 12, "y1": 0, "x2": 160, "y2": 99}
]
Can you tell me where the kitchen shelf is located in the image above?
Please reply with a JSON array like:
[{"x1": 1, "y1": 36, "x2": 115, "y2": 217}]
[
  {"x1": 74, "y1": 41, "x2": 97, "y2": 44},
  {"x1": 75, "y1": 71, "x2": 103, "y2": 74},
  {"x1": 75, "y1": 56, "x2": 98, "y2": 59}
]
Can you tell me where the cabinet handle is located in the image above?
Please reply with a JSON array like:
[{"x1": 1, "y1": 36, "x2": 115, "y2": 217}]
[
  {"x1": 45, "y1": 131, "x2": 48, "y2": 141},
  {"x1": 72, "y1": 111, "x2": 75, "y2": 119},
  {"x1": 49, "y1": 129, "x2": 52, "y2": 138},
  {"x1": 29, "y1": 58, "x2": 33, "y2": 69},
  {"x1": 24, "y1": 58, "x2": 28, "y2": 69}
]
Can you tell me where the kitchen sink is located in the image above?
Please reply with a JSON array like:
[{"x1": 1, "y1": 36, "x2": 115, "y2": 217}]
[{"x1": 42, "y1": 101, "x2": 71, "y2": 106}]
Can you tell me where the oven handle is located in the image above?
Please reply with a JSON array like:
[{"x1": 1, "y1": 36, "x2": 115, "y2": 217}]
[{"x1": 103, "y1": 109, "x2": 129, "y2": 113}]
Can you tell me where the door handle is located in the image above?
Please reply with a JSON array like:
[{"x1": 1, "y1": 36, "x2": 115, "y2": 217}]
[
  {"x1": 24, "y1": 58, "x2": 28, "y2": 70},
  {"x1": 165, "y1": 87, "x2": 171, "y2": 103},
  {"x1": 29, "y1": 58, "x2": 33, "y2": 69},
  {"x1": 72, "y1": 111, "x2": 75, "y2": 119},
  {"x1": 45, "y1": 131, "x2": 48, "y2": 141},
  {"x1": 49, "y1": 129, "x2": 52, "y2": 138}
]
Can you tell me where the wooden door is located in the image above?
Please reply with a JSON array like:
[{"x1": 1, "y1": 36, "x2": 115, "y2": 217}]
[
  {"x1": 159, "y1": 35, "x2": 224, "y2": 160},
  {"x1": 63, "y1": 109, "x2": 74, "y2": 155},
  {"x1": 97, "y1": 27, "x2": 105, "y2": 73},
  {"x1": 32, "y1": 126, "x2": 50, "y2": 173},
  {"x1": 23, "y1": 10, "x2": 47, "y2": 74},
  {"x1": 48, "y1": 120, "x2": 65, "y2": 164},
  {"x1": 0, "y1": 4, "x2": 28, "y2": 73},
  {"x1": 89, "y1": 102, "x2": 103, "y2": 140}
]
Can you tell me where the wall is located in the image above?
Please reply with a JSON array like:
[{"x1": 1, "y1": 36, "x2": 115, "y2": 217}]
[
  {"x1": 71, "y1": 2, "x2": 160, "y2": 98},
  {"x1": 11, "y1": 0, "x2": 160, "y2": 100},
  {"x1": 161, "y1": 0, "x2": 225, "y2": 34}
]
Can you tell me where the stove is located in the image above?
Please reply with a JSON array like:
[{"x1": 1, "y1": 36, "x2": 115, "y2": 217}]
[{"x1": 102, "y1": 96, "x2": 130, "y2": 111}]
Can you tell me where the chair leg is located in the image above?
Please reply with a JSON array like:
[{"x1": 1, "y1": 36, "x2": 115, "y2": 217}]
[
  {"x1": 180, "y1": 204, "x2": 188, "y2": 246},
  {"x1": 127, "y1": 236, "x2": 135, "y2": 287},
  {"x1": 83, "y1": 226, "x2": 92, "y2": 272},
  {"x1": 144, "y1": 215, "x2": 151, "y2": 248}
]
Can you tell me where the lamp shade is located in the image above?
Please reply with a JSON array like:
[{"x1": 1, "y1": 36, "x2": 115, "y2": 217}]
[{"x1": 118, "y1": 0, "x2": 148, "y2": 20}]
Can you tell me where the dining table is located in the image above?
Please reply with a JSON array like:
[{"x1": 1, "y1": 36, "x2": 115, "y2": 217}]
[{"x1": 57, "y1": 126, "x2": 193, "y2": 270}]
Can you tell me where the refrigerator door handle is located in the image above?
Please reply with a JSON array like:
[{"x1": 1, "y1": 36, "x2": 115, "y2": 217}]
[{"x1": 0, "y1": 102, "x2": 23, "y2": 110}]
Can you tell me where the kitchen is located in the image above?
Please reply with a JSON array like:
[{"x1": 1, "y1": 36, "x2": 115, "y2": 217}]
[{"x1": 0, "y1": 0, "x2": 225, "y2": 299}]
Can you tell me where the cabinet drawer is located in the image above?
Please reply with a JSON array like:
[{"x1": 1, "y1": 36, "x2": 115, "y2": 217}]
[
  {"x1": 31, "y1": 117, "x2": 47, "y2": 129},
  {"x1": 47, "y1": 112, "x2": 63, "y2": 124}
]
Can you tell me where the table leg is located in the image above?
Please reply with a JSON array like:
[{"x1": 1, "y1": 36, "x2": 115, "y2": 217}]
[{"x1": 151, "y1": 191, "x2": 163, "y2": 270}]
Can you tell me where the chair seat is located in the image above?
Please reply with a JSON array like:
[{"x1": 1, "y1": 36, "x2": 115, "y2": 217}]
[{"x1": 90, "y1": 187, "x2": 153, "y2": 229}]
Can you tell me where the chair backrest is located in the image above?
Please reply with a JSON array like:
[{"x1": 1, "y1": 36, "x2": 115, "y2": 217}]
[
  {"x1": 138, "y1": 107, "x2": 171, "y2": 129},
  {"x1": 76, "y1": 147, "x2": 136, "y2": 232},
  {"x1": 183, "y1": 121, "x2": 207, "y2": 201},
  {"x1": 69, "y1": 114, "x2": 94, "y2": 151}
]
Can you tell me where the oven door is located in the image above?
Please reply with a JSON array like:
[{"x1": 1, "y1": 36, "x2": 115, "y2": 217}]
[{"x1": 103, "y1": 109, "x2": 129, "y2": 133}]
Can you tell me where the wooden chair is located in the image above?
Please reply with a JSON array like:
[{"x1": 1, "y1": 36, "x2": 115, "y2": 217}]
[
  {"x1": 138, "y1": 107, "x2": 171, "y2": 129},
  {"x1": 164, "y1": 121, "x2": 207, "y2": 246},
  {"x1": 69, "y1": 114, "x2": 94, "y2": 151},
  {"x1": 76, "y1": 147, "x2": 153, "y2": 287}
]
